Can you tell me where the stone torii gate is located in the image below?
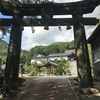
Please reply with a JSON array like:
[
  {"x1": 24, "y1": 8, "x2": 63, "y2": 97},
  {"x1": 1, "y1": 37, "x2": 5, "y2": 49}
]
[{"x1": 0, "y1": 0, "x2": 100, "y2": 92}]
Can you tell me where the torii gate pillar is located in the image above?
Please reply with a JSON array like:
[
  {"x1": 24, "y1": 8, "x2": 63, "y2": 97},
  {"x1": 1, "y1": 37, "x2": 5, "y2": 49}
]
[
  {"x1": 4, "y1": 13, "x2": 23, "y2": 91},
  {"x1": 73, "y1": 13, "x2": 93, "y2": 88}
]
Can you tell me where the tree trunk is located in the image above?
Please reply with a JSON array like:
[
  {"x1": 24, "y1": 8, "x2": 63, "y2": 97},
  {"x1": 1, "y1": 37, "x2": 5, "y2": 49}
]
[
  {"x1": 73, "y1": 13, "x2": 93, "y2": 88},
  {"x1": 3, "y1": 14, "x2": 23, "y2": 93}
]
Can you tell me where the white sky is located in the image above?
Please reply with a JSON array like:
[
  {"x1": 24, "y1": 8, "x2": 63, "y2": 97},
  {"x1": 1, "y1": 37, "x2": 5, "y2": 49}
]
[{"x1": 0, "y1": 0, "x2": 100, "y2": 51}]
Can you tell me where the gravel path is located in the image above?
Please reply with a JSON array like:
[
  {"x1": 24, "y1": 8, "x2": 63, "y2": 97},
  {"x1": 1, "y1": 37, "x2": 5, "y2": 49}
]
[{"x1": 11, "y1": 76, "x2": 79, "y2": 100}]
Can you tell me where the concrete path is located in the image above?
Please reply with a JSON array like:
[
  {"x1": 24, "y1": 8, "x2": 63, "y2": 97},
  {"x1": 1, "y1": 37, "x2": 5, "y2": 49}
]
[{"x1": 12, "y1": 76, "x2": 79, "y2": 100}]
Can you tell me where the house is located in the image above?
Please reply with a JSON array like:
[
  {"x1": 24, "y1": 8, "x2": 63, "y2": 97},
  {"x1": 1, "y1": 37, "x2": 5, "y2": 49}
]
[
  {"x1": 31, "y1": 49, "x2": 77, "y2": 76},
  {"x1": 48, "y1": 49, "x2": 75, "y2": 61},
  {"x1": 39, "y1": 60, "x2": 59, "y2": 76},
  {"x1": 31, "y1": 54, "x2": 46, "y2": 64},
  {"x1": 31, "y1": 49, "x2": 75, "y2": 64},
  {"x1": 47, "y1": 53, "x2": 68, "y2": 61},
  {"x1": 87, "y1": 24, "x2": 100, "y2": 76}
]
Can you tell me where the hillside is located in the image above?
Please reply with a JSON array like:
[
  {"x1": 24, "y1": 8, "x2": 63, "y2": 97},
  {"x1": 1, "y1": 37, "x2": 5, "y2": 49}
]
[
  {"x1": 29, "y1": 41, "x2": 75, "y2": 56},
  {"x1": 0, "y1": 39, "x2": 8, "y2": 56}
]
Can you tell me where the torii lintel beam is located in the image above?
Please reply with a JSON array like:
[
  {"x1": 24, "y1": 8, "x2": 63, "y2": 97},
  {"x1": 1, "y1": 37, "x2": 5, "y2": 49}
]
[
  {"x1": 0, "y1": 0, "x2": 100, "y2": 16},
  {"x1": 0, "y1": 18, "x2": 99, "y2": 26}
]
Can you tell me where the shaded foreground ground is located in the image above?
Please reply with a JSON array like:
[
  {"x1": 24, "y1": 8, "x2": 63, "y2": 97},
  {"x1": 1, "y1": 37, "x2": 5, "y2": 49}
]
[
  {"x1": 1, "y1": 76, "x2": 100, "y2": 100},
  {"x1": 9, "y1": 76, "x2": 79, "y2": 100}
]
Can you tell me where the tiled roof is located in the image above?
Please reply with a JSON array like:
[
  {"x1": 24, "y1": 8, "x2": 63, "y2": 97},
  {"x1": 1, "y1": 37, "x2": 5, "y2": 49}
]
[
  {"x1": 65, "y1": 49, "x2": 75, "y2": 55},
  {"x1": 48, "y1": 49, "x2": 75, "y2": 57},
  {"x1": 87, "y1": 25, "x2": 100, "y2": 43},
  {"x1": 31, "y1": 49, "x2": 75, "y2": 59},
  {"x1": 48, "y1": 53, "x2": 68, "y2": 57}
]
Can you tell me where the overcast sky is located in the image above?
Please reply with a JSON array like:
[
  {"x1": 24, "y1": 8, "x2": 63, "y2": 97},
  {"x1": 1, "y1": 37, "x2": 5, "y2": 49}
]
[{"x1": 0, "y1": 0, "x2": 100, "y2": 51}]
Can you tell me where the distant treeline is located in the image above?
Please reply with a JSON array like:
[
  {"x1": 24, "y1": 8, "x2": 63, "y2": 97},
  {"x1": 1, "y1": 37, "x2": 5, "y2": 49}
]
[
  {"x1": 0, "y1": 39, "x2": 75, "y2": 64},
  {"x1": 22, "y1": 40, "x2": 75, "y2": 65},
  {"x1": 28, "y1": 40, "x2": 75, "y2": 56}
]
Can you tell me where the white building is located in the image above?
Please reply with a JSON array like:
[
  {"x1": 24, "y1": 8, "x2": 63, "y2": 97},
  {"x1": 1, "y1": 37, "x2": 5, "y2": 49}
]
[
  {"x1": 31, "y1": 49, "x2": 75, "y2": 64},
  {"x1": 31, "y1": 54, "x2": 46, "y2": 64}
]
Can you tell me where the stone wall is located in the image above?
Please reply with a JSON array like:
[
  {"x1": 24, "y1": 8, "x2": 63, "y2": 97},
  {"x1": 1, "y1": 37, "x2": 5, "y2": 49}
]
[{"x1": 69, "y1": 60, "x2": 77, "y2": 77}]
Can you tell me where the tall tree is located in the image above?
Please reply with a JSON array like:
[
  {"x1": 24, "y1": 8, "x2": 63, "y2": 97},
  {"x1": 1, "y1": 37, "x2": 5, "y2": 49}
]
[{"x1": 0, "y1": 26, "x2": 10, "y2": 39}]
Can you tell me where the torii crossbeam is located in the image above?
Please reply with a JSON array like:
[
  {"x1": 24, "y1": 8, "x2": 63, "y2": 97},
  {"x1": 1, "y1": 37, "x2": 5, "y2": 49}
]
[
  {"x1": 0, "y1": 18, "x2": 99, "y2": 26},
  {"x1": 0, "y1": 0, "x2": 100, "y2": 26},
  {"x1": 0, "y1": 0, "x2": 100, "y2": 16}
]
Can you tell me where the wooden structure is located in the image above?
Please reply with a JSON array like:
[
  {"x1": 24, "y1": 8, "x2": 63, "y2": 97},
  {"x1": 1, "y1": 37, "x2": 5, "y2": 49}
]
[
  {"x1": 44, "y1": 61, "x2": 58, "y2": 68},
  {"x1": 88, "y1": 25, "x2": 100, "y2": 76},
  {"x1": 43, "y1": 61, "x2": 58, "y2": 75},
  {"x1": 0, "y1": 0, "x2": 100, "y2": 92}
]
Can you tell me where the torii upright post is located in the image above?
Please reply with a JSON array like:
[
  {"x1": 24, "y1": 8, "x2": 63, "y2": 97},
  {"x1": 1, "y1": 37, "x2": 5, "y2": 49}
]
[
  {"x1": 72, "y1": 13, "x2": 93, "y2": 89},
  {"x1": 3, "y1": 12, "x2": 23, "y2": 92}
]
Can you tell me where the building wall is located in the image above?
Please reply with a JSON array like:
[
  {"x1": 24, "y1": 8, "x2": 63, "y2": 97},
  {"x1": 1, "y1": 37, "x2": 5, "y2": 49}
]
[
  {"x1": 31, "y1": 54, "x2": 68, "y2": 64},
  {"x1": 48, "y1": 56, "x2": 68, "y2": 61},
  {"x1": 91, "y1": 34, "x2": 100, "y2": 52},
  {"x1": 68, "y1": 60, "x2": 77, "y2": 77},
  {"x1": 93, "y1": 61, "x2": 100, "y2": 76},
  {"x1": 88, "y1": 25, "x2": 100, "y2": 76},
  {"x1": 31, "y1": 58, "x2": 47, "y2": 64}
]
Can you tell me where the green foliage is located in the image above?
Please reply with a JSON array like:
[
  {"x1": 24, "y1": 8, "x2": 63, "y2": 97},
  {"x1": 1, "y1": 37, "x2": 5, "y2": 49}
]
[
  {"x1": 28, "y1": 41, "x2": 75, "y2": 59},
  {"x1": 56, "y1": 66, "x2": 64, "y2": 75},
  {"x1": 20, "y1": 51, "x2": 26, "y2": 64},
  {"x1": 1, "y1": 56, "x2": 7, "y2": 64},
  {"x1": 22, "y1": 41, "x2": 75, "y2": 67},
  {"x1": 23, "y1": 64, "x2": 29, "y2": 71},
  {"x1": 29, "y1": 62, "x2": 38, "y2": 76},
  {"x1": 0, "y1": 39, "x2": 8, "y2": 56},
  {"x1": 54, "y1": 58, "x2": 69, "y2": 75},
  {"x1": 0, "y1": 39, "x2": 8, "y2": 64},
  {"x1": 23, "y1": 59, "x2": 70, "y2": 76},
  {"x1": 20, "y1": 50, "x2": 28, "y2": 64},
  {"x1": 0, "y1": 39, "x2": 74, "y2": 72},
  {"x1": 0, "y1": 26, "x2": 10, "y2": 36},
  {"x1": 40, "y1": 66, "x2": 46, "y2": 71}
]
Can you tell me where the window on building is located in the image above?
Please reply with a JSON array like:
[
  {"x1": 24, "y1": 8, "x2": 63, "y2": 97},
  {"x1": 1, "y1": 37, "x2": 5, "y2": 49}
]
[{"x1": 93, "y1": 48, "x2": 100, "y2": 63}]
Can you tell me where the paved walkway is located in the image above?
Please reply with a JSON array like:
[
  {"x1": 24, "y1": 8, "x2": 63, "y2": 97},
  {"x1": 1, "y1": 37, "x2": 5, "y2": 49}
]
[{"x1": 11, "y1": 76, "x2": 79, "y2": 100}]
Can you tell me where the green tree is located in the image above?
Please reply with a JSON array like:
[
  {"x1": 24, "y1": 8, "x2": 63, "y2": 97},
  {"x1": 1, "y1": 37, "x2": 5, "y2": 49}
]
[
  {"x1": 0, "y1": 40, "x2": 8, "y2": 56},
  {"x1": 0, "y1": 26, "x2": 10, "y2": 39},
  {"x1": 23, "y1": 63, "x2": 29, "y2": 71},
  {"x1": 54, "y1": 59, "x2": 69, "y2": 75},
  {"x1": 1, "y1": 56, "x2": 7, "y2": 64},
  {"x1": 28, "y1": 41, "x2": 75, "y2": 59},
  {"x1": 20, "y1": 51, "x2": 26, "y2": 64},
  {"x1": 29, "y1": 61, "x2": 38, "y2": 76}
]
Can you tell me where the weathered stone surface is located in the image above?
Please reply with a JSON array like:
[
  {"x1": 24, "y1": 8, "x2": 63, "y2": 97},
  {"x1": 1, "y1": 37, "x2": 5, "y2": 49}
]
[
  {"x1": 90, "y1": 88, "x2": 100, "y2": 94},
  {"x1": 0, "y1": 94, "x2": 3, "y2": 99},
  {"x1": 79, "y1": 88, "x2": 90, "y2": 94}
]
